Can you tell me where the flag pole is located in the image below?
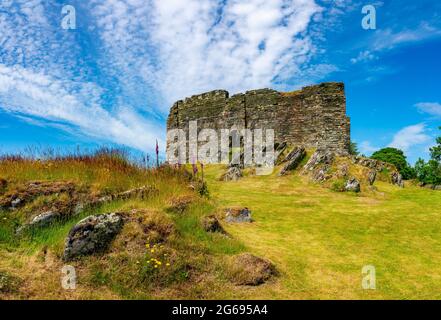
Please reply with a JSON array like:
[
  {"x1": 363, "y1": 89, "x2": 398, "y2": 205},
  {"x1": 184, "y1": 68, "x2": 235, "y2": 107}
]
[{"x1": 156, "y1": 139, "x2": 159, "y2": 168}]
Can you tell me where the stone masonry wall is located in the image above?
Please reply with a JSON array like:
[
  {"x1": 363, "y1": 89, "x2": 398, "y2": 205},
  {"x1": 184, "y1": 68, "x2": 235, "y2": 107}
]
[{"x1": 166, "y1": 82, "x2": 351, "y2": 158}]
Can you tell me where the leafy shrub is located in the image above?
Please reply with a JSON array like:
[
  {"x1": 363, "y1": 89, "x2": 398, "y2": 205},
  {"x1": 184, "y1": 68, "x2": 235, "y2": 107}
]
[
  {"x1": 331, "y1": 179, "x2": 346, "y2": 192},
  {"x1": 195, "y1": 180, "x2": 209, "y2": 198},
  {"x1": 415, "y1": 159, "x2": 441, "y2": 186},
  {"x1": 371, "y1": 147, "x2": 415, "y2": 180},
  {"x1": 415, "y1": 127, "x2": 441, "y2": 186}
]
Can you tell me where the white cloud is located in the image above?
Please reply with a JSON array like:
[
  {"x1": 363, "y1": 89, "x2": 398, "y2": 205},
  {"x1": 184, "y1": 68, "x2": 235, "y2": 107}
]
[
  {"x1": 351, "y1": 22, "x2": 441, "y2": 67},
  {"x1": 0, "y1": 65, "x2": 164, "y2": 150},
  {"x1": 388, "y1": 123, "x2": 431, "y2": 152},
  {"x1": 372, "y1": 23, "x2": 441, "y2": 51},
  {"x1": 359, "y1": 140, "x2": 378, "y2": 154},
  {"x1": 0, "y1": 0, "x2": 339, "y2": 152},
  {"x1": 415, "y1": 102, "x2": 441, "y2": 118},
  {"x1": 87, "y1": 0, "x2": 328, "y2": 108},
  {"x1": 350, "y1": 50, "x2": 377, "y2": 64}
]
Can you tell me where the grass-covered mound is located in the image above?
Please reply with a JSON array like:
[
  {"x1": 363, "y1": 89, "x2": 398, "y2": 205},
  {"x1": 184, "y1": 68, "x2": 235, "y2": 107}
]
[{"x1": 0, "y1": 150, "x2": 255, "y2": 300}]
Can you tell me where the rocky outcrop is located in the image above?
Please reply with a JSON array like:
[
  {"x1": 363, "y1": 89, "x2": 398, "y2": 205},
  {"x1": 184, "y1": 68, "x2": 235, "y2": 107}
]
[
  {"x1": 351, "y1": 156, "x2": 396, "y2": 172},
  {"x1": 16, "y1": 211, "x2": 59, "y2": 234},
  {"x1": 351, "y1": 156, "x2": 404, "y2": 187},
  {"x1": 229, "y1": 253, "x2": 276, "y2": 286},
  {"x1": 225, "y1": 207, "x2": 252, "y2": 223},
  {"x1": 367, "y1": 170, "x2": 377, "y2": 185},
  {"x1": 201, "y1": 215, "x2": 226, "y2": 234},
  {"x1": 391, "y1": 172, "x2": 404, "y2": 188},
  {"x1": 303, "y1": 149, "x2": 335, "y2": 172},
  {"x1": 221, "y1": 166, "x2": 242, "y2": 181},
  {"x1": 279, "y1": 146, "x2": 306, "y2": 176},
  {"x1": 94, "y1": 186, "x2": 158, "y2": 204},
  {"x1": 166, "y1": 195, "x2": 194, "y2": 214},
  {"x1": 0, "y1": 181, "x2": 77, "y2": 210},
  {"x1": 274, "y1": 141, "x2": 288, "y2": 164},
  {"x1": 13, "y1": 185, "x2": 158, "y2": 234},
  {"x1": 345, "y1": 178, "x2": 361, "y2": 192},
  {"x1": 63, "y1": 213, "x2": 124, "y2": 261},
  {"x1": 302, "y1": 149, "x2": 334, "y2": 182},
  {"x1": 336, "y1": 164, "x2": 349, "y2": 179}
]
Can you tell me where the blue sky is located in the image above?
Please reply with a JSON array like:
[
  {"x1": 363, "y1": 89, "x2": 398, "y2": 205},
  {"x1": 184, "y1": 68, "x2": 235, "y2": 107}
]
[{"x1": 0, "y1": 0, "x2": 440, "y2": 163}]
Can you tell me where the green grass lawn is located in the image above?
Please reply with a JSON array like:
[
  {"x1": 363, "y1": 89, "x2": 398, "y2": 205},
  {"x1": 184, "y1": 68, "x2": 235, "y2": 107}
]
[{"x1": 203, "y1": 165, "x2": 441, "y2": 299}]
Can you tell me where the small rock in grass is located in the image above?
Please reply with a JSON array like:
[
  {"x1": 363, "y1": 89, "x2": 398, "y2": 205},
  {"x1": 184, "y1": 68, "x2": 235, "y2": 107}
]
[
  {"x1": 225, "y1": 207, "x2": 252, "y2": 223},
  {"x1": 10, "y1": 198, "x2": 22, "y2": 209},
  {"x1": 202, "y1": 215, "x2": 226, "y2": 234},
  {"x1": 16, "y1": 211, "x2": 60, "y2": 234},
  {"x1": 166, "y1": 195, "x2": 194, "y2": 214},
  {"x1": 229, "y1": 253, "x2": 276, "y2": 286},
  {"x1": 345, "y1": 177, "x2": 361, "y2": 193}
]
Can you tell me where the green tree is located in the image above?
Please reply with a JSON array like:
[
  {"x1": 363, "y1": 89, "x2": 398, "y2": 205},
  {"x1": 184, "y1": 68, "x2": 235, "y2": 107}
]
[
  {"x1": 415, "y1": 159, "x2": 441, "y2": 186},
  {"x1": 430, "y1": 126, "x2": 441, "y2": 162},
  {"x1": 371, "y1": 147, "x2": 415, "y2": 179},
  {"x1": 349, "y1": 141, "x2": 359, "y2": 156},
  {"x1": 415, "y1": 127, "x2": 441, "y2": 186}
]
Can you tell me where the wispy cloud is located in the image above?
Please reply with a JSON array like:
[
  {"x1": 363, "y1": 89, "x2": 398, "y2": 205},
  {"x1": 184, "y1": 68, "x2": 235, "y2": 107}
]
[
  {"x1": 350, "y1": 50, "x2": 377, "y2": 64},
  {"x1": 372, "y1": 23, "x2": 441, "y2": 51},
  {"x1": 350, "y1": 22, "x2": 441, "y2": 65},
  {"x1": 359, "y1": 140, "x2": 378, "y2": 154},
  {"x1": 0, "y1": 64, "x2": 163, "y2": 150},
  {"x1": 415, "y1": 102, "x2": 441, "y2": 118},
  {"x1": 388, "y1": 123, "x2": 431, "y2": 152}
]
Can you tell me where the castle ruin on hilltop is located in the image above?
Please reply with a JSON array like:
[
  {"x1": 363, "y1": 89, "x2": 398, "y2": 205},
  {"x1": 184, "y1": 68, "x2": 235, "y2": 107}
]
[{"x1": 166, "y1": 82, "x2": 351, "y2": 159}]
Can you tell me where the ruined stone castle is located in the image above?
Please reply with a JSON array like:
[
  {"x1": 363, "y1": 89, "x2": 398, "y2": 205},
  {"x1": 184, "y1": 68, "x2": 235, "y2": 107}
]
[{"x1": 166, "y1": 82, "x2": 351, "y2": 158}]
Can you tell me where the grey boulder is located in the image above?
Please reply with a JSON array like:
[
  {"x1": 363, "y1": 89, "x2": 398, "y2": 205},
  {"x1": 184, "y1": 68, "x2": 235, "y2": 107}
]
[
  {"x1": 202, "y1": 215, "x2": 226, "y2": 234},
  {"x1": 368, "y1": 170, "x2": 377, "y2": 185},
  {"x1": 391, "y1": 172, "x2": 404, "y2": 188},
  {"x1": 225, "y1": 208, "x2": 252, "y2": 223},
  {"x1": 63, "y1": 213, "x2": 124, "y2": 261},
  {"x1": 345, "y1": 178, "x2": 361, "y2": 193}
]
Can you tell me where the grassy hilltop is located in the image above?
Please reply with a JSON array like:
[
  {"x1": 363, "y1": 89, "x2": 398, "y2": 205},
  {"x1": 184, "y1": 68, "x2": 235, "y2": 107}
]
[{"x1": 0, "y1": 150, "x2": 440, "y2": 299}]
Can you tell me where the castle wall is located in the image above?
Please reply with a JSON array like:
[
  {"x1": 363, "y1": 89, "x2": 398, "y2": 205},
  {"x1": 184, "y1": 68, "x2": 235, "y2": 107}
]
[{"x1": 166, "y1": 82, "x2": 351, "y2": 159}]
